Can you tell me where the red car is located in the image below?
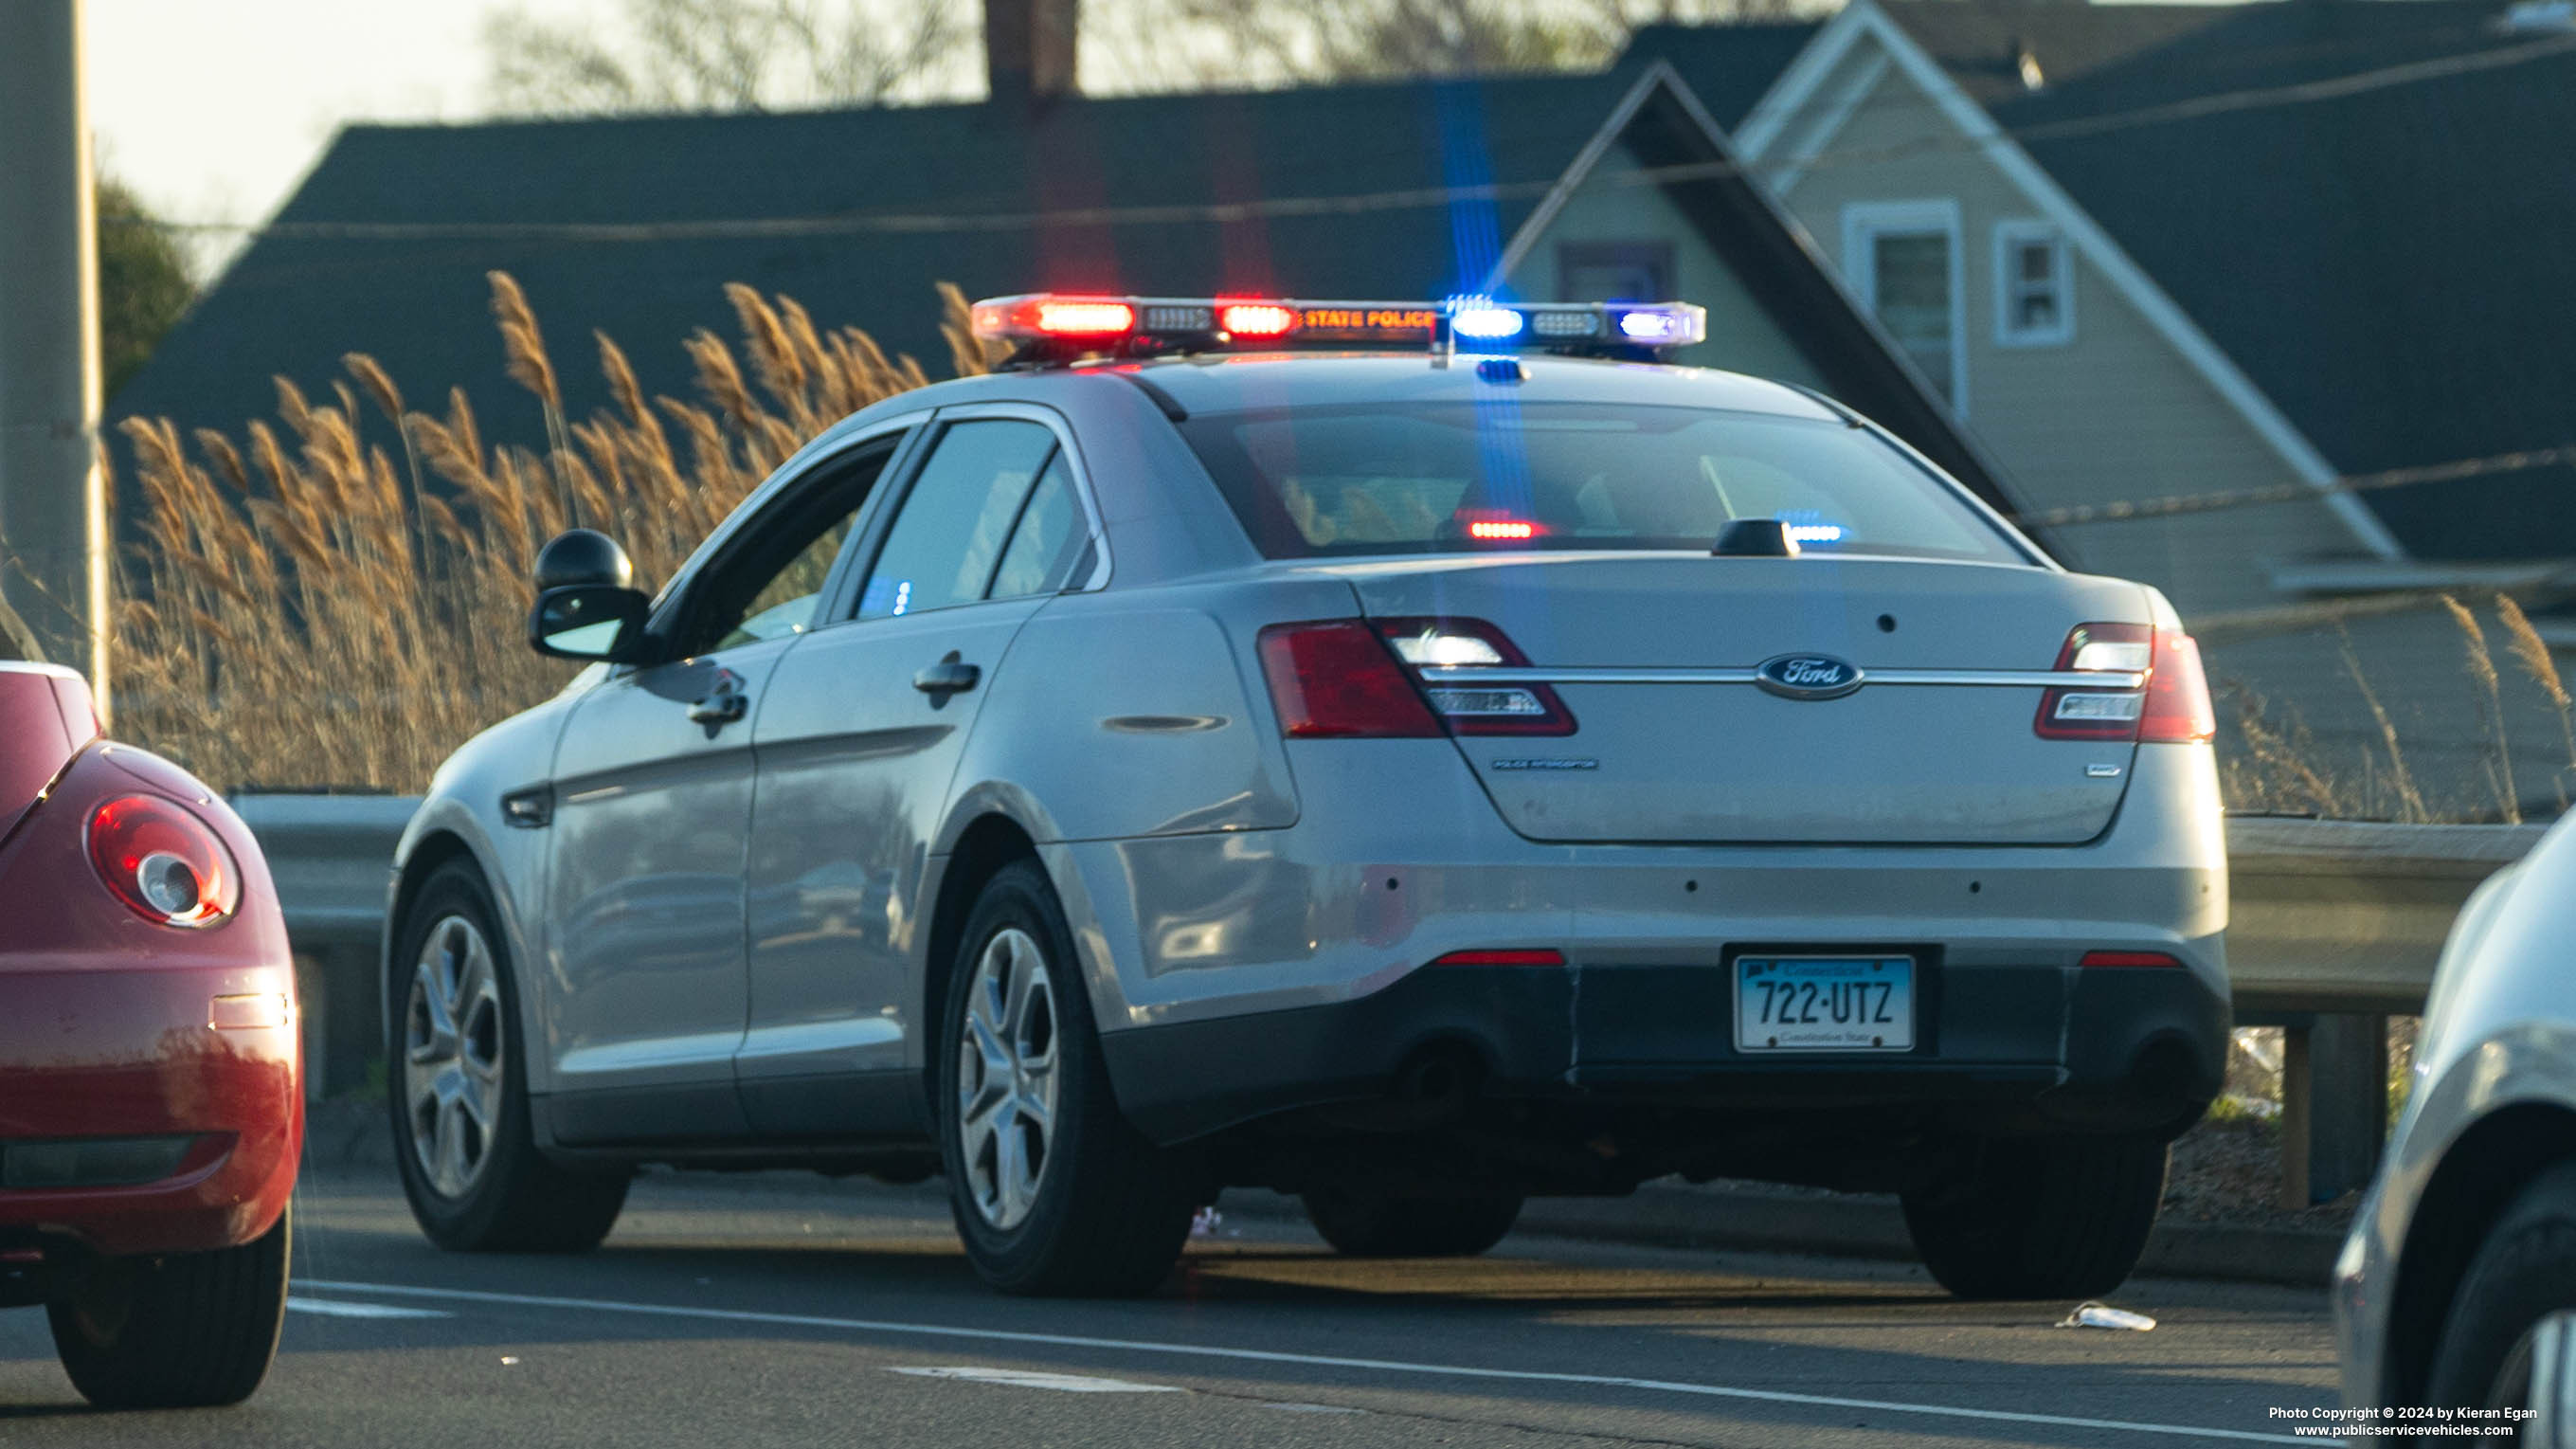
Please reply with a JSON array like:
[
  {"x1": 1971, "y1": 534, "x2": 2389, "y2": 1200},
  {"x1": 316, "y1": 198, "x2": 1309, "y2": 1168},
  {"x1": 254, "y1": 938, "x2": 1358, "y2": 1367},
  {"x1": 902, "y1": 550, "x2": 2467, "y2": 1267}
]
[{"x1": 0, "y1": 661, "x2": 299, "y2": 1408}]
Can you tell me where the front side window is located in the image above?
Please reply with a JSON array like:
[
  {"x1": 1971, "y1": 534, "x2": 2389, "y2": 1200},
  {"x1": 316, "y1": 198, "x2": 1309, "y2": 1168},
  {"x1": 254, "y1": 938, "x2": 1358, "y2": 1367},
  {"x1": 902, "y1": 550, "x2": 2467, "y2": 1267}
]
[
  {"x1": 1845, "y1": 202, "x2": 1963, "y2": 411},
  {"x1": 858, "y1": 420, "x2": 1059, "y2": 620},
  {"x1": 1994, "y1": 221, "x2": 2074, "y2": 347},
  {"x1": 684, "y1": 442, "x2": 892, "y2": 655},
  {"x1": 1180, "y1": 402, "x2": 2028, "y2": 565}
]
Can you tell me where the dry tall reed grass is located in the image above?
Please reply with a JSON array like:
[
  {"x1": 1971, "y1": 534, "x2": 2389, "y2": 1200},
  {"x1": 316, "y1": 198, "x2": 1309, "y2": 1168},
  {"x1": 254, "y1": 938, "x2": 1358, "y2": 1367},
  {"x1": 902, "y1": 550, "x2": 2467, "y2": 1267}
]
[
  {"x1": 110, "y1": 273, "x2": 989, "y2": 791},
  {"x1": 2219, "y1": 592, "x2": 2576, "y2": 823}
]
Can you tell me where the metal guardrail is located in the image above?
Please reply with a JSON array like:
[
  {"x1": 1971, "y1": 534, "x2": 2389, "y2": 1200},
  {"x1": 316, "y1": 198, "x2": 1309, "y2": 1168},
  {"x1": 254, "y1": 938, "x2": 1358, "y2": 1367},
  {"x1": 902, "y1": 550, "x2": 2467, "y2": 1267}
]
[
  {"x1": 2225, "y1": 817, "x2": 2547, "y2": 1016},
  {"x1": 229, "y1": 793, "x2": 418, "y2": 1102},
  {"x1": 233, "y1": 797, "x2": 2552, "y2": 1200}
]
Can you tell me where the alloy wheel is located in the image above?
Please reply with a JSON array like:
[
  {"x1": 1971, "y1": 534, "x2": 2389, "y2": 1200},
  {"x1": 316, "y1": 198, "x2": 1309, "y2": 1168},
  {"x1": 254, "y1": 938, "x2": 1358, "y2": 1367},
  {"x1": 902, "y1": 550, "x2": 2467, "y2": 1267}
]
[
  {"x1": 405, "y1": 915, "x2": 505, "y2": 1198},
  {"x1": 956, "y1": 926, "x2": 1059, "y2": 1230}
]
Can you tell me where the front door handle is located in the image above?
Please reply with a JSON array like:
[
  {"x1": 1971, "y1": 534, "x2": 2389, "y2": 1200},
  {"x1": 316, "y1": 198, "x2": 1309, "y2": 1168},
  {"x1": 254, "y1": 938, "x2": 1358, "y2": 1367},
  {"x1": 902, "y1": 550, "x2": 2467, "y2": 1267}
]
[
  {"x1": 912, "y1": 655, "x2": 982, "y2": 696},
  {"x1": 687, "y1": 668, "x2": 749, "y2": 727}
]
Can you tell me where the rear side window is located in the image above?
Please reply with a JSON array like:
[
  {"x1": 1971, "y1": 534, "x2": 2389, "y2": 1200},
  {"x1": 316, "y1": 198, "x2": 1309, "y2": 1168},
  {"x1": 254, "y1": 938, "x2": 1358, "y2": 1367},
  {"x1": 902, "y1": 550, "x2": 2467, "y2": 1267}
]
[
  {"x1": 859, "y1": 420, "x2": 1057, "y2": 619},
  {"x1": 989, "y1": 451, "x2": 1088, "y2": 600},
  {"x1": 1178, "y1": 402, "x2": 2027, "y2": 564}
]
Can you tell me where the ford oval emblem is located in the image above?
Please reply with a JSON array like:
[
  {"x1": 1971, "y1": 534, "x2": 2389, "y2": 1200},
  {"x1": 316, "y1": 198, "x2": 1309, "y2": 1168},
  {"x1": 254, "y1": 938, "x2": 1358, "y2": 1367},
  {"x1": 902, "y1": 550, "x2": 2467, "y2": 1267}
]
[{"x1": 1755, "y1": 653, "x2": 1864, "y2": 700}]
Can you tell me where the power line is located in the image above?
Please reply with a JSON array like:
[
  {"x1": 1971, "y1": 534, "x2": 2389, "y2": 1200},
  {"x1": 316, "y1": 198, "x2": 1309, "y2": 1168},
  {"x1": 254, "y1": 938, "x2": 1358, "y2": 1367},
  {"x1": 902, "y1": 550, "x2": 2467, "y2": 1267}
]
[
  {"x1": 94, "y1": 28, "x2": 2576, "y2": 245},
  {"x1": 2014, "y1": 445, "x2": 2576, "y2": 531}
]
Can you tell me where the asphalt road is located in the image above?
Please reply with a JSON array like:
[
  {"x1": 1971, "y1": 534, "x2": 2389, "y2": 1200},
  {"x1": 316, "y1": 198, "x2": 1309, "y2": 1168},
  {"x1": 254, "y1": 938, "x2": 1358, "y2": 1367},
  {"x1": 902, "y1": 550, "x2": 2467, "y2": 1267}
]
[{"x1": 0, "y1": 1168, "x2": 2341, "y2": 1447}]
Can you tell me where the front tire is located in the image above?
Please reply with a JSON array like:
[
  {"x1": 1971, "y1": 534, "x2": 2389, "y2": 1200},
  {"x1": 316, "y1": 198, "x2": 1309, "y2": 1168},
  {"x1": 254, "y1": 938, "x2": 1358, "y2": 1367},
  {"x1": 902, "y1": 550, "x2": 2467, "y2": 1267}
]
[
  {"x1": 48, "y1": 1205, "x2": 290, "y2": 1408},
  {"x1": 2425, "y1": 1163, "x2": 2576, "y2": 1417},
  {"x1": 390, "y1": 861, "x2": 629, "y2": 1253},
  {"x1": 937, "y1": 860, "x2": 1196, "y2": 1296},
  {"x1": 1900, "y1": 1135, "x2": 2168, "y2": 1299},
  {"x1": 1303, "y1": 1187, "x2": 1524, "y2": 1258}
]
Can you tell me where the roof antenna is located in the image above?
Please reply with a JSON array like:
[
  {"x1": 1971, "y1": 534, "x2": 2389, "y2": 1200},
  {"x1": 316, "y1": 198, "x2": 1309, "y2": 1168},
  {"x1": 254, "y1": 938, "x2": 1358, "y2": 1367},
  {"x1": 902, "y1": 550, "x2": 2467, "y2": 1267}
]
[{"x1": 1713, "y1": 518, "x2": 1800, "y2": 557}]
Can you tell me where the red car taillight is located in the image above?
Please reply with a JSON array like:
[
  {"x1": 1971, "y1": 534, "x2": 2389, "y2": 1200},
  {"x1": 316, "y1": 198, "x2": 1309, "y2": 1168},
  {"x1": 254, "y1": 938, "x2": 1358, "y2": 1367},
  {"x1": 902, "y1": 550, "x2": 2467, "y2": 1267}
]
[
  {"x1": 1374, "y1": 616, "x2": 1576, "y2": 736},
  {"x1": 1256, "y1": 617, "x2": 1577, "y2": 738},
  {"x1": 85, "y1": 794, "x2": 241, "y2": 928},
  {"x1": 2035, "y1": 623, "x2": 2214, "y2": 744},
  {"x1": 1257, "y1": 621, "x2": 1446, "y2": 738}
]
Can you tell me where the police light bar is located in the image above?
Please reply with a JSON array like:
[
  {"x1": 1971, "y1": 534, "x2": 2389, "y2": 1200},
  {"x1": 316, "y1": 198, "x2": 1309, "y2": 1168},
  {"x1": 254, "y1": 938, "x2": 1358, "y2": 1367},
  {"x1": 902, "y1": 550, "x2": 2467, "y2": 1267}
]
[{"x1": 966, "y1": 294, "x2": 1706, "y2": 362}]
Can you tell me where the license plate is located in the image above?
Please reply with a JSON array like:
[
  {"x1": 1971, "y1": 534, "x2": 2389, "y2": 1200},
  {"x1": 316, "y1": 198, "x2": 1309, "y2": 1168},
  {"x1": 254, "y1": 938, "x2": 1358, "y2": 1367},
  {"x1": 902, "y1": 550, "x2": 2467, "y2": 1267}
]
[{"x1": 1735, "y1": 955, "x2": 1915, "y2": 1051}]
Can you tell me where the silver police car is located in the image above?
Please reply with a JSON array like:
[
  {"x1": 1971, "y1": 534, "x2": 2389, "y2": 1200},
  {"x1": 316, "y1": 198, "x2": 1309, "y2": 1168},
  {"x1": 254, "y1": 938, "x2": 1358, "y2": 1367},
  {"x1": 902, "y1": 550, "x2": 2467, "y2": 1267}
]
[{"x1": 386, "y1": 294, "x2": 2229, "y2": 1297}]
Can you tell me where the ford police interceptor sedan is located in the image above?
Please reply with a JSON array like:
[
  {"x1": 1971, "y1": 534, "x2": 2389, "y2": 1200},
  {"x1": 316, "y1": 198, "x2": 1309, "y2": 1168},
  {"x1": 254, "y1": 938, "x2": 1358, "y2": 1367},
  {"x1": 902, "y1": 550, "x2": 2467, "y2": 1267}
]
[{"x1": 386, "y1": 295, "x2": 2227, "y2": 1297}]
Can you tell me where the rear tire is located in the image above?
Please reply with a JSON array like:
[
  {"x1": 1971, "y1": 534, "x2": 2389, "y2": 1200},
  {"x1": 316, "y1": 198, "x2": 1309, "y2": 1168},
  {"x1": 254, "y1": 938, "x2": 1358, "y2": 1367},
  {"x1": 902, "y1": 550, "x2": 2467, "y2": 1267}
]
[
  {"x1": 938, "y1": 860, "x2": 1196, "y2": 1296},
  {"x1": 390, "y1": 861, "x2": 629, "y2": 1253},
  {"x1": 2424, "y1": 1162, "x2": 2576, "y2": 1417},
  {"x1": 1303, "y1": 1187, "x2": 1524, "y2": 1258},
  {"x1": 1900, "y1": 1135, "x2": 2168, "y2": 1299},
  {"x1": 48, "y1": 1205, "x2": 290, "y2": 1408}
]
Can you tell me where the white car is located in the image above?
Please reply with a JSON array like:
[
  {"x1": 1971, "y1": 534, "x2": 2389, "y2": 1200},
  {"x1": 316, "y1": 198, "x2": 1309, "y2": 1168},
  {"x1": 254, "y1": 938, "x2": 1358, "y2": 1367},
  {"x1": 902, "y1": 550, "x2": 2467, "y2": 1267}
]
[
  {"x1": 387, "y1": 294, "x2": 2231, "y2": 1297},
  {"x1": 2338, "y1": 814, "x2": 2576, "y2": 1431}
]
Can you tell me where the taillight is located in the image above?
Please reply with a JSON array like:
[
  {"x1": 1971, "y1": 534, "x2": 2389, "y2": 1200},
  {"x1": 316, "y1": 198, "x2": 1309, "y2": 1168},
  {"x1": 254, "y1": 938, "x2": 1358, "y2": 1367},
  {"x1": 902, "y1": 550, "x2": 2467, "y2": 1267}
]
[
  {"x1": 1257, "y1": 621, "x2": 1445, "y2": 738},
  {"x1": 1258, "y1": 617, "x2": 1577, "y2": 739},
  {"x1": 2035, "y1": 623, "x2": 2212, "y2": 744},
  {"x1": 1376, "y1": 616, "x2": 1576, "y2": 736},
  {"x1": 2137, "y1": 628, "x2": 2216, "y2": 743},
  {"x1": 85, "y1": 795, "x2": 241, "y2": 928}
]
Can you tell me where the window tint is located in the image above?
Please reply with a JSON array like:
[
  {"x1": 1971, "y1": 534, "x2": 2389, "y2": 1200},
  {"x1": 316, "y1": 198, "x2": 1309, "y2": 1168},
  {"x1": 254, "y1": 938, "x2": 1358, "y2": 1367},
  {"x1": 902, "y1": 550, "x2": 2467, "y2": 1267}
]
[
  {"x1": 859, "y1": 420, "x2": 1057, "y2": 620},
  {"x1": 1178, "y1": 403, "x2": 2026, "y2": 564},
  {"x1": 689, "y1": 443, "x2": 892, "y2": 654},
  {"x1": 988, "y1": 451, "x2": 1088, "y2": 599}
]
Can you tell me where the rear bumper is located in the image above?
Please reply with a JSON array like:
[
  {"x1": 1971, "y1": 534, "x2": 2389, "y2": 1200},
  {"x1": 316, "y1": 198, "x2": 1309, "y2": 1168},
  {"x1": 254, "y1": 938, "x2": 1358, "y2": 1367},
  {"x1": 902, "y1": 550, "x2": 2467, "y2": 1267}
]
[
  {"x1": 0, "y1": 965, "x2": 302, "y2": 1258},
  {"x1": 1101, "y1": 950, "x2": 2227, "y2": 1145}
]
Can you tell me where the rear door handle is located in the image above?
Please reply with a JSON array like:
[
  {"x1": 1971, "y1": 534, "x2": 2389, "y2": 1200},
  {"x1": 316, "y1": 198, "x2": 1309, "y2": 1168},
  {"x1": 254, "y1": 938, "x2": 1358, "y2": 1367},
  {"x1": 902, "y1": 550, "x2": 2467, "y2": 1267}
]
[{"x1": 912, "y1": 656, "x2": 981, "y2": 696}]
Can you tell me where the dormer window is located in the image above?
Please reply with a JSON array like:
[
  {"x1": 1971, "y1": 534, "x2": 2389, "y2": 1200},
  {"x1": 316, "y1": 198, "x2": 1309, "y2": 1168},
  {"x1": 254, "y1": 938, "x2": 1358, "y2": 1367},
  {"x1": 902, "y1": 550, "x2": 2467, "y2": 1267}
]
[{"x1": 1994, "y1": 221, "x2": 2074, "y2": 347}]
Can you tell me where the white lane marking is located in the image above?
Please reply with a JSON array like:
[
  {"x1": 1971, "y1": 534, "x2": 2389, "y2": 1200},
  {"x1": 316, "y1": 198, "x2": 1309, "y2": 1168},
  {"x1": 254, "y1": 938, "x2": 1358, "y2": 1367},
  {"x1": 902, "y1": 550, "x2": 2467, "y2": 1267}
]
[
  {"x1": 294, "y1": 1278, "x2": 2319, "y2": 1445},
  {"x1": 892, "y1": 1367, "x2": 1181, "y2": 1393},
  {"x1": 286, "y1": 1296, "x2": 453, "y2": 1320}
]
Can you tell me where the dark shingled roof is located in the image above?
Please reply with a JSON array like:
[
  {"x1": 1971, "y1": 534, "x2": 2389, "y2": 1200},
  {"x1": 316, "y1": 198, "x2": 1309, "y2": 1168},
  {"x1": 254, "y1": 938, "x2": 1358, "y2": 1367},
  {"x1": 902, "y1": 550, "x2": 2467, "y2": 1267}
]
[
  {"x1": 115, "y1": 73, "x2": 1632, "y2": 456},
  {"x1": 1614, "y1": 20, "x2": 1823, "y2": 126},
  {"x1": 1890, "y1": 0, "x2": 2576, "y2": 561}
]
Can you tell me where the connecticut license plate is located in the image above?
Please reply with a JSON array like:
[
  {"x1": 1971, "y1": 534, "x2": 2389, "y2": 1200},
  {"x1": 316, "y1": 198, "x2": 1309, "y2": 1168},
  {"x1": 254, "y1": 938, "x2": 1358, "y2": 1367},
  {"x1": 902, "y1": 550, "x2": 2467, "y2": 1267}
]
[{"x1": 1734, "y1": 955, "x2": 1915, "y2": 1051}]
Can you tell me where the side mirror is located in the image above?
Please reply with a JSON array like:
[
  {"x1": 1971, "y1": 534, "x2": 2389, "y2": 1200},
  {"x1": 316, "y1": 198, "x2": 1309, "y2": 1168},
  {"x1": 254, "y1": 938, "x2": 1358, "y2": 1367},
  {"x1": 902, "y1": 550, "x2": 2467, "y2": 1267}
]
[
  {"x1": 529, "y1": 585, "x2": 651, "y2": 661},
  {"x1": 533, "y1": 528, "x2": 635, "y2": 592}
]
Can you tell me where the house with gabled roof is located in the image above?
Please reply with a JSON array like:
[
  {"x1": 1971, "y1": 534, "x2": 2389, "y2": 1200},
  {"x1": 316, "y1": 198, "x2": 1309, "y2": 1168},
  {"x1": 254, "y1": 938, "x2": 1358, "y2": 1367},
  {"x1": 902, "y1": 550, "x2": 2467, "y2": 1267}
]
[{"x1": 1605, "y1": 0, "x2": 2576, "y2": 817}]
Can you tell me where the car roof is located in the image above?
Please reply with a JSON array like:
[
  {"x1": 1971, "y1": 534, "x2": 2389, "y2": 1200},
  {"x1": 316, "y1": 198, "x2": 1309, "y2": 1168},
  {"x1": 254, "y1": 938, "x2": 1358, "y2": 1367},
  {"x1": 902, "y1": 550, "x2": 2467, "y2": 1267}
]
[{"x1": 1108, "y1": 352, "x2": 1843, "y2": 420}]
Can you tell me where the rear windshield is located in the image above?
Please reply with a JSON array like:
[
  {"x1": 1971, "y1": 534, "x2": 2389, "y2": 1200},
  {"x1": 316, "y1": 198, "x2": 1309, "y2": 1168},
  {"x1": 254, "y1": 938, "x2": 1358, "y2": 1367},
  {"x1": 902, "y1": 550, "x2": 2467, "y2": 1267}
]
[{"x1": 1178, "y1": 402, "x2": 2031, "y2": 564}]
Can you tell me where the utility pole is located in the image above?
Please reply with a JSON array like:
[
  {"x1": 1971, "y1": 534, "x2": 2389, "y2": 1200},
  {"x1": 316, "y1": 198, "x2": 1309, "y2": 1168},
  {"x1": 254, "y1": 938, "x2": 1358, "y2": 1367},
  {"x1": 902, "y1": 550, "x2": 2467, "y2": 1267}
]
[{"x1": 0, "y1": 0, "x2": 109, "y2": 715}]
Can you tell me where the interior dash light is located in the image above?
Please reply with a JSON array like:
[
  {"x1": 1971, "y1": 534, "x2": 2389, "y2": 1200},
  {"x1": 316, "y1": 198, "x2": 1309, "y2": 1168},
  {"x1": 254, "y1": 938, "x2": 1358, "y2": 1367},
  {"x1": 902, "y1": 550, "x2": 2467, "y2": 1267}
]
[{"x1": 1468, "y1": 519, "x2": 1539, "y2": 540}]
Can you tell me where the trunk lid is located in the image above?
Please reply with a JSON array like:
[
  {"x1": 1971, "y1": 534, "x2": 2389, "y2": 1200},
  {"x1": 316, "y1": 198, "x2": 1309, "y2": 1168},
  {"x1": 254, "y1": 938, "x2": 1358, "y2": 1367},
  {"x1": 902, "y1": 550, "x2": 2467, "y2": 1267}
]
[{"x1": 1333, "y1": 554, "x2": 2151, "y2": 845}]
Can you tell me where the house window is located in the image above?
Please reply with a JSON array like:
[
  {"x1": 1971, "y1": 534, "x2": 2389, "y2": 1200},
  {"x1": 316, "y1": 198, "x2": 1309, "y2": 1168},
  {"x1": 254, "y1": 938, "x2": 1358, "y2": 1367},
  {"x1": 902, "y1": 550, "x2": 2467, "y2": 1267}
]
[
  {"x1": 1993, "y1": 221, "x2": 2073, "y2": 346},
  {"x1": 1557, "y1": 241, "x2": 1674, "y2": 302},
  {"x1": 1842, "y1": 201, "x2": 1965, "y2": 413}
]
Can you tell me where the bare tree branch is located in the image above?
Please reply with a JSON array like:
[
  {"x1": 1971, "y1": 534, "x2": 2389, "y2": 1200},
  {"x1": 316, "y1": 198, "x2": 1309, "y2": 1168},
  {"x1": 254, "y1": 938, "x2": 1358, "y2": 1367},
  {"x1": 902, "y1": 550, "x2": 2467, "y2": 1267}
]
[{"x1": 482, "y1": 0, "x2": 977, "y2": 117}]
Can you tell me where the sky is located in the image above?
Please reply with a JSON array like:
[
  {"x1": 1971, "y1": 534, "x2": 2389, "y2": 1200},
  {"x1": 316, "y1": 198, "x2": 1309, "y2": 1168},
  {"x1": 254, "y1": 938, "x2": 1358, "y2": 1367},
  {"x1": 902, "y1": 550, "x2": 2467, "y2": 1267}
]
[{"x1": 84, "y1": 0, "x2": 614, "y2": 273}]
